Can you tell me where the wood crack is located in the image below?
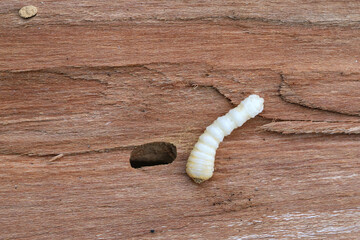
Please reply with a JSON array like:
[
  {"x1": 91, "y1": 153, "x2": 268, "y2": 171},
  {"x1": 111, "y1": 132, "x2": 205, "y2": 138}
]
[
  {"x1": 278, "y1": 73, "x2": 360, "y2": 118},
  {"x1": 28, "y1": 145, "x2": 136, "y2": 158}
]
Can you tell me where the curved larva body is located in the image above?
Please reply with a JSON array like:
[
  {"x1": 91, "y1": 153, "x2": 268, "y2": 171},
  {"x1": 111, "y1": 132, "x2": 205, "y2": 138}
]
[{"x1": 186, "y1": 94, "x2": 264, "y2": 183}]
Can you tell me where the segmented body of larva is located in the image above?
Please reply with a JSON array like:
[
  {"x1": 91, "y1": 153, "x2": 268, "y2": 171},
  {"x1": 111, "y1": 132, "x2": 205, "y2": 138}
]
[{"x1": 186, "y1": 94, "x2": 264, "y2": 183}]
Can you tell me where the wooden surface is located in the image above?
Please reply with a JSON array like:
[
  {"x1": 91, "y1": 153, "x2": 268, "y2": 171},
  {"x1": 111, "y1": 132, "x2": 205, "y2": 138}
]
[{"x1": 1, "y1": 1, "x2": 360, "y2": 239}]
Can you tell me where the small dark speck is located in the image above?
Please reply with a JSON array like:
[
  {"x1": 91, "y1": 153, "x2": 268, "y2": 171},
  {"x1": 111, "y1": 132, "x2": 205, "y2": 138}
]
[
  {"x1": 66, "y1": 57, "x2": 69, "y2": 60},
  {"x1": 79, "y1": 176, "x2": 82, "y2": 179},
  {"x1": 205, "y1": 73, "x2": 210, "y2": 77},
  {"x1": 107, "y1": 73, "x2": 111, "y2": 77},
  {"x1": 248, "y1": 198, "x2": 251, "y2": 201},
  {"x1": 30, "y1": 162, "x2": 34, "y2": 165},
  {"x1": 150, "y1": 229, "x2": 155, "y2": 233},
  {"x1": 263, "y1": 138, "x2": 266, "y2": 141}
]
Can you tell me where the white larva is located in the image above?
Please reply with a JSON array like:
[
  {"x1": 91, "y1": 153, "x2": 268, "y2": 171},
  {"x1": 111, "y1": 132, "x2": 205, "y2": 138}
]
[{"x1": 186, "y1": 94, "x2": 264, "y2": 183}]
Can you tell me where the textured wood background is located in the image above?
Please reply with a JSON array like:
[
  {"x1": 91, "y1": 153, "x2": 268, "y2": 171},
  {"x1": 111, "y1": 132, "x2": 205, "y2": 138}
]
[{"x1": 1, "y1": 1, "x2": 360, "y2": 239}]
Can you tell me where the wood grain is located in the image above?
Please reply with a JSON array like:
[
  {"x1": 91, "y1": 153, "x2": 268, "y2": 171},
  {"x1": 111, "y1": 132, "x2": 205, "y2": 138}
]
[
  {"x1": 1, "y1": 1, "x2": 360, "y2": 239},
  {"x1": 261, "y1": 121, "x2": 360, "y2": 134}
]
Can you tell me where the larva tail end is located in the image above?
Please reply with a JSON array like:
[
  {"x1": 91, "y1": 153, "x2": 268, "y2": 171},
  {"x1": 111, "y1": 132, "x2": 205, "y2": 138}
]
[
  {"x1": 242, "y1": 94, "x2": 264, "y2": 118},
  {"x1": 192, "y1": 178, "x2": 205, "y2": 184}
]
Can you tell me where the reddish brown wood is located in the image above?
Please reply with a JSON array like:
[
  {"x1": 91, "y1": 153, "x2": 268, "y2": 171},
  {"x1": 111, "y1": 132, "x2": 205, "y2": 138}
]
[
  {"x1": 1, "y1": 1, "x2": 360, "y2": 239},
  {"x1": 280, "y1": 71, "x2": 360, "y2": 116}
]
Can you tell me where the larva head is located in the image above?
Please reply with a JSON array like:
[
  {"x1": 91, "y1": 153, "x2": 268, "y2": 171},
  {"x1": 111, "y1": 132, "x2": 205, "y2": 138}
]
[
  {"x1": 192, "y1": 178, "x2": 205, "y2": 184},
  {"x1": 186, "y1": 166, "x2": 213, "y2": 184},
  {"x1": 242, "y1": 94, "x2": 264, "y2": 118},
  {"x1": 186, "y1": 156, "x2": 214, "y2": 184}
]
